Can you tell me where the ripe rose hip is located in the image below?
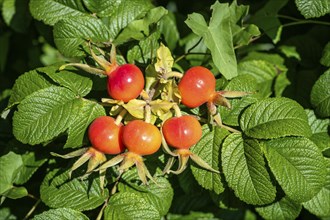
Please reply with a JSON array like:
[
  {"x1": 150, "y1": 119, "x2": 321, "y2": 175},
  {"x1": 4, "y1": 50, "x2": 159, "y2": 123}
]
[
  {"x1": 88, "y1": 116, "x2": 125, "y2": 154},
  {"x1": 178, "y1": 66, "x2": 216, "y2": 108},
  {"x1": 162, "y1": 115, "x2": 202, "y2": 149},
  {"x1": 107, "y1": 64, "x2": 144, "y2": 102},
  {"x1": 122, "y1": 120, "x2": 162, "y2": 156}
]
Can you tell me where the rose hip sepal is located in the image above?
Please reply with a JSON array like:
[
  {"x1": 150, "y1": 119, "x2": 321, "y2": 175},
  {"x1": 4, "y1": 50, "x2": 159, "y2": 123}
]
[
  {"x1": 51, "y1": 147, "x2": 108, "y2": 189},
  {"x1": 161, "y1": 115, "x2": 219, "y2": 174},
  {"x1": 96, "y1": 120, "x2": 162, "y2": 185}
]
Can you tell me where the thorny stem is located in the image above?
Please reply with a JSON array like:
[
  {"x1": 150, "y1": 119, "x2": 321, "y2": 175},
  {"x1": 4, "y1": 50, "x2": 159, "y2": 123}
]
[
  {"x1": 115, "y1": 108, "x2": 127, "y2": 125},
  {"x1": 23, "y1": 197, "x2": 41, "y2": 220}
]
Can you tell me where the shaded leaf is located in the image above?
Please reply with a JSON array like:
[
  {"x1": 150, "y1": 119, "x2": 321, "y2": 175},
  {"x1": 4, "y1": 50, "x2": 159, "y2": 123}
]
[
  {"x1": 310, "y1": 69, "x2": 330, "y2": 117},
  {"x1": 222, "y1": 134, "x2": 276, "y2": 205},
  {"x1": 255, "y1": 196, "x2": 302, "y2": 220},
  {"x1": 249, "y1": 0, "x2": 289, "y2": 43},
  {"x1": 2, "y1": 0, "x2": 31, "y2": 33},
  {"x1": 102, "y1": 0, "x2": 153, "y2": 40},
  {"x1": 306, "y1": 109, "x2": 330, "y2": 151},
  {"x1": 303, "y1": 158, "x2": 330, "y2": 217},
  {"x1": 320, "y1": 41, "x2": 330, "y2": 67},
  {"x1": 114, "y1": 6, "x2": 167, "y2": 44},
  {"x1": 262, "y1": 137, "x2": 326, "y2": 202},
  {"x1": 37, "y1": 65, "x2": 93, "y2": 97},
  {"x1": 127, "y1": 30, "x2": 161, "y2": 64},
  {"x1": 0, "y1": 152, "x2": 23, "y2": 195},
  {"x1": 159, "y1": 12, "x2": 180, "y2": 51},
  {"x1": 15, "y1": 151, "x2": 47, "y2": 184},
  {"x1": 65, "y1": 99, "x2": 105, "y2": 148},
  {"x1": 190, "y1": 126, "x2": 228, "y2": 194}
]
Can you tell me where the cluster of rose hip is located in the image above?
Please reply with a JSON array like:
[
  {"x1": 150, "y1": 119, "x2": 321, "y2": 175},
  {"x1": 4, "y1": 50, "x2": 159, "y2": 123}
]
[{"x1": 56, "y1": 44, "x2": 245, "y2": 185}]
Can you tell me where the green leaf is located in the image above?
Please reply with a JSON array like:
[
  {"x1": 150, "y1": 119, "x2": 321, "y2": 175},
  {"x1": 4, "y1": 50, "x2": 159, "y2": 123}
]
[
  {"x1": 53, "y1": 16, "x2": 111, "y2": 57},
  {"x1": 185, "y1": 1, "x2": 237, "y2": 79},
  {"x1": 0, "y1": 207, "x2": 17, "y2": 219},
  {"x1": 222, "y1": 134, "x2": 276, "y2": 205},
  {"x1": 114, "y1": 6, "x2": 167, "y2": 44},
  {"x1": 295, "y1": 0, "x2": 330, "y2": 18},
  {"x1": 240, "y1": 98, "x2": 312, "y2": 139},
  {"x1": 37, "y1": 65, "x2": 93, "y2": 97},
  {"x1": 81, "y1": 0, "x2": 119, "y2": 17},
  {"x1": 0, "y1": 152, "x2": 23, "y2": 195},
  {"x1": 255, "y1": 196, "x2": 302, "y2": 220},
  {"x1": 274, "y1": 71, "x2": 290, "y2": 97},
  {"x1": 190, "y1": 126, "x2": 228, "y2": 194},
  {"x1": 127, "y1": 30, "x2": 161, "y2": 64},
  {"x1": 3, "y1": 186, "x2": 28, "y2": 199},
  {"x1": 249, "y1": 0, "x2": 289, "y2": 43},
  {"x1": 8, "y1": 70, "x2": 52, "y2": 106},
  {"x1": 2, "y1": 0, "x2": 31, "y2": 33},
  {"x1": 118, "y1": 176, "x2": 173, "y2": 216},
  {"x1": 65, "y1": 99, "x2": 105, "y2": 148},
  {"x1": 32, "y1": 208, "x2": 89, "y2": 220},
  {"x1": 179, "y1": 33, "x2": 208, "y2": 67},
  {"x1": 229, "y1": 1, "x2": 260, "y2": 47},
  {"x1": 321, "y1": 42, "x2": 330, "y2": 67},
  {"x1": 15, "y1": 151, "x2": 47, "y2": 185},
  {"x1": 262, "y1": 137, "x2": 326, "y2": 202},
  {"x1": 29, "y1": 0, "x2": 86, "y2": 26},
  {"x1": 303, "y1": 158, "x2": 330, "y2": 217},
  {"x1": 219, "y1": 74, "x2": 261, "y2": 126},
  {"x1": 278, "y1": 45, "x2": 301, "y2": 60},
  {"x1": 311, "y1": 69, "x2": 330, "y2": 117},
  {"x1": 13, "y1": 86, "x2": 79, "y2": 145},
  {"x1": 104, "y1": 191, "x2": 160, "y2": 220},
  {"x1": 306, "y1": 109, "x2": 330, "y2": 151},
  {"x1": 101, "y1": 0, "x2": 153, "y2": 40},
  {"x1": 238, "y1": 60, "x2": 277, "y2": 97},
  {"x1": 233, "y1": 24, "x2": 260, "y2": 47},
  {"x1": 159, "y1": 12, "x2": 180, "y2": 51},
  {"x1": 40, "y1": 169, "x2": 108, "y2": 211}
]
